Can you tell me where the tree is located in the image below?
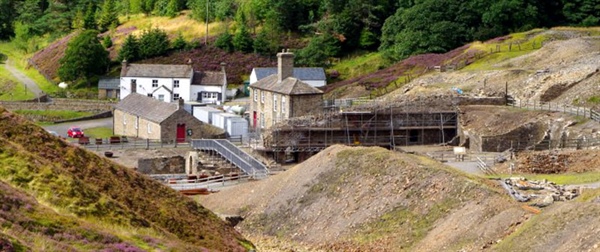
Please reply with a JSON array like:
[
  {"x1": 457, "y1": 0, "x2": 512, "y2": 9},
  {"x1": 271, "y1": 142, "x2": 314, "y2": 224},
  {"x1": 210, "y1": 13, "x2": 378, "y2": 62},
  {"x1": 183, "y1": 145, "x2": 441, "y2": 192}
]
[
  {"x1": 102, "y1": 35, "x2": 113, "y2": 48},
  {"x1": 233, "y1": 21, "x2": 253, "y2": 53},
  {"x1": 563, "y1": 0, "x2": 600, "y2": 26},
  {"x1": 83, "y1": 3, "x2": 97, "y2": 30},
  {"x1": 138, "y1": 27, "x2": 169, "y2": 59},
  {"x1": 171, "y1": 32, "x2": 187, "y2": 50},
  {"x1": 166, "y1": 0, "x2": 180, "y2": 17},
  {"x1": 0, "y1": 0, "x2": 17, "y2": 39},
  {"x1": 58, "y1": 30, "x2": 110, "y2": 87},
  {"x1": 98, "y1": 0, "x2": 119, "y2": 32},
  {"x1": 215, "y1": 31, "x2": 233, "y2": 52},
  {"x1": 118, "y1": 34, "x2": 140, "y2": 62},
  {"x1": 296, "y1": 33, "x2": 340, "y2": 67},
  {"x1": 253, "y1": 29, "x2": 275, "y2": 55}
]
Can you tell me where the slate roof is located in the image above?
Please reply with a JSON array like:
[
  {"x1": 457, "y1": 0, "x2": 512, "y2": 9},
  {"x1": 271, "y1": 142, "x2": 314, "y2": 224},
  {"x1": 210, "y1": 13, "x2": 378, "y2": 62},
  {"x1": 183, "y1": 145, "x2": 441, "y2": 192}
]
[
  {"x1": 192, "y1": 71, "x2": 225, "y2": 86},
  {"x1": 253, "y1": 67, "x2": 326, "y2": 81},
  {"x1": 250, "y1": 75, "x2": 323, "y2": 95},
  {"x1": 114, "y1": 93, "x2": 179, "y2": 123},
  {"x1": 98, "y1": 77, "x2": 120, "y2": 89},
  {"x1": 121, "y1": 64, "x2": 194, "y2": 78}
]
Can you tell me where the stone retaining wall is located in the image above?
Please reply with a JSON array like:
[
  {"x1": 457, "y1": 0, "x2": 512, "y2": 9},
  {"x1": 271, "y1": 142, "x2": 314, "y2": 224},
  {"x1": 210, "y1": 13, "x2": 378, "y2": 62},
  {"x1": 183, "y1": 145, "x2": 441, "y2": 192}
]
[
  {"x1": 138, "y1": 156, "x2": 185, "y2": 174},
  {"x1": 0, "y1": 97, "x2": 116, "y2": 112}
]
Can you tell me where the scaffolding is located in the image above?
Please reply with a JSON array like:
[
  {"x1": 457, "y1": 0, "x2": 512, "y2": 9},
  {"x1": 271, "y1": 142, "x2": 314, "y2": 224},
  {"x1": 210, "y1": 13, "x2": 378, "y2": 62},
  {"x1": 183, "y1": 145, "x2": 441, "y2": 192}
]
[{"x1": 253, "y1": 105, "x2": 458, "y2": 162}]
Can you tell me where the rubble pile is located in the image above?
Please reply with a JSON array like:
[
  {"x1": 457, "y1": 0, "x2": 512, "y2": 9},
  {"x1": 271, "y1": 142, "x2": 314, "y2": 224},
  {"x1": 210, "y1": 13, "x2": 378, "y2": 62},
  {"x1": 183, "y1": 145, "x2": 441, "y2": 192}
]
[
  {"x1": 516, "y1": 151, "x2": 570, "y2": 174},
  {"x1": 501, "y1": 177, "x2": 579, "y2": 207}
]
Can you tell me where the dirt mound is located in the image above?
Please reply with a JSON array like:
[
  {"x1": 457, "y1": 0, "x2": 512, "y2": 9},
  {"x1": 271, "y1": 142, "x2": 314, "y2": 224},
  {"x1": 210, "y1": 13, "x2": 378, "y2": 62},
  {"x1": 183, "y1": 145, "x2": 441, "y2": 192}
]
[{"x1": 199, "y1": 145, "x2": 530, "y2": 251}]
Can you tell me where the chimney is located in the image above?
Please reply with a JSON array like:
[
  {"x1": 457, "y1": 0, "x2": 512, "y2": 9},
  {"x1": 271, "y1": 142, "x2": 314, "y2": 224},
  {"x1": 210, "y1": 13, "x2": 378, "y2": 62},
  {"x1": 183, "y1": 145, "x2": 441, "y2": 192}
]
[
  {"x1": 177, "y1": 97, "x2": 184, "y2": 109},
  {"x1": 120, "y1": 59, "x2": 128, "y2": 76},
  {"x1": 220, "y1": 62, "x2": 227, "y2": 104},
  {"x1": 277, "y1": 49, "x2": 294, "y2": 83}
]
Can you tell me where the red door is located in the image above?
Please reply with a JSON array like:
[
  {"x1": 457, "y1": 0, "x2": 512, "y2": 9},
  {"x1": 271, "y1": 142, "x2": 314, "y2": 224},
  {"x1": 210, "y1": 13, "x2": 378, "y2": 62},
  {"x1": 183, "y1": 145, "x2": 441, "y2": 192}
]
[
  {"x1": 253, "y1": 111, "x2": 257, "y2": 129},
  {"x1": 176, "y1": 123, "x2": 186, "y2": 143}
]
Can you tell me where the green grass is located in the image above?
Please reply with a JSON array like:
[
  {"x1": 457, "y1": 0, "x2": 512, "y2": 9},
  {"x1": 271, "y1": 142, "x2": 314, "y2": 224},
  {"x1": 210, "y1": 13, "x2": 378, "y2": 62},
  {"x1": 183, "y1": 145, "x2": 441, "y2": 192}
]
[
  {"x1": 493, "y1": 172, "x2": 600, "y2": 185},
  {"x1": 330, "y1": 52, "x2": 386, "y2": 81},
  {"x1": 0, "y1": 41, "x2": 59, "y2": 95},
  {"x1": 83, "y1": 127, "x2": 114, "y2": 139},
  {"x1": 0, "y1": 66, "x2": 35, "y2": 100},
  {"x1": 13, "y1": 110, "x2": 94, "y2": 123}
]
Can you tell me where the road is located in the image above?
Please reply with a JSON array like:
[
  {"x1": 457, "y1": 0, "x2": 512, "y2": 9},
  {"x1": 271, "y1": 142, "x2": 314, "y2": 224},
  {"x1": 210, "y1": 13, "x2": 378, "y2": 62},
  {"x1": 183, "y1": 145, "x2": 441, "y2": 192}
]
[
  {"x1": 4, "y1": 59, "x2": 43, "y2": 96},
  {"x1": 42, "y1": 117, "x2": 113, "y2": 138}
]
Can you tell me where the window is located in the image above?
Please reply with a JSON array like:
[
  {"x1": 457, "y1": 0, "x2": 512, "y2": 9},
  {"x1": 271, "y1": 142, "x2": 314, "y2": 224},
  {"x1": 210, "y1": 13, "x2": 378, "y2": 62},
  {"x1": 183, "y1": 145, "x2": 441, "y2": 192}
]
[
  {"x1": 158, "y1": 94, "x2": 164, "y2": 101},
  {"x1": 152, "y1": 79, "x2": 158, "y2": 87},
  {"x1": 260, "y1": 113, "x2": 265, "y2": 128},
  {"x1": 122, "y1": 113, "x2": 126, "y2": 125},
  {"x1": 173, "y1": 93, "x2": 180, "y2": 101},
  {"x1": 202, "y1": 92, "x2": 217, "y2": 99},
  {"x1": 261, "y1": 90, "x2": 265, "y2": 103},
  {"x1": 253, "y1": 89, "x2": 258, "y2": 102},
  {"x1": 135, "y1": 117, "x2": 139, "y2": 129},
  {"x1": 147, "y1": 123, "x2": 152, "y2": 133},
  {"x1": 147, "y1": 93, "x2": 153, "y2": 98},
  {"x1": 273, "y1": 94, "x2": 277, "y2": 112},
  {"x1": 173, "y1": 80, "x2": 179, "y2": 88},
  {"x1": 281, "y1": 96, "x2": 286, "y2": 114}
]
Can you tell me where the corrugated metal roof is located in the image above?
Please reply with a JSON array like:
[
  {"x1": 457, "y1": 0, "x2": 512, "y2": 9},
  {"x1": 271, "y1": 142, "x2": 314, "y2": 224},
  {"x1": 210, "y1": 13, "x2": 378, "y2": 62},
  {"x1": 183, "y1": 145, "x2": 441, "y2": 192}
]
[
  {"x1": 114, "y1": 93, "x2": 179, "y2": 123},
  {"x1": 121, "y1": 63, "x2": 194, "y2": 78},
  {"x1": 192, "y1": 71, "x2": 225, "y2": 86},
  {"x1": 253, "y1": 67, "x2": 326, "y2": 81},
  {"x1": 98, "y1": 77, "x2": 120, "y2": 89},
  {"x1": 249, "y1": 75, "x2": 323, "y2": 95}
]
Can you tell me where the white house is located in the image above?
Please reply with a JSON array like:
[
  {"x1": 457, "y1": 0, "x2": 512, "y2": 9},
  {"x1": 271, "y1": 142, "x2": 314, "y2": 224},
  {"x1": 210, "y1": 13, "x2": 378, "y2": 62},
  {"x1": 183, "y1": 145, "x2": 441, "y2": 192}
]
[
  {"x1": 249, "y1": 67, "x2": 326, "y2": 88},
  {"x1": 119, "y1": 60, "x2": 227, "y2": 104}
]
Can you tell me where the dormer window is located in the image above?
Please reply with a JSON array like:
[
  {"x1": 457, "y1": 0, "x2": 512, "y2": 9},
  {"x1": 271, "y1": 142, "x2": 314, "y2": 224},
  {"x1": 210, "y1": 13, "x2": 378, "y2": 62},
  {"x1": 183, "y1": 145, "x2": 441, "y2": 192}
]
[{"x1": 152, "y1": 79, "x2": 158, "y2": 87}]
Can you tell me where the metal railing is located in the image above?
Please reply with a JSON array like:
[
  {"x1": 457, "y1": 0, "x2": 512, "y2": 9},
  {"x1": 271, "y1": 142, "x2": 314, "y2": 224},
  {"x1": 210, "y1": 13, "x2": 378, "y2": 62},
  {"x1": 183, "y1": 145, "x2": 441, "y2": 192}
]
[
  {"x1": 191, "y1": 139, "x2": 269, "y2": 179},
  {"x1": 79, "y1": 138, "x2": 191, "y2": 150}
]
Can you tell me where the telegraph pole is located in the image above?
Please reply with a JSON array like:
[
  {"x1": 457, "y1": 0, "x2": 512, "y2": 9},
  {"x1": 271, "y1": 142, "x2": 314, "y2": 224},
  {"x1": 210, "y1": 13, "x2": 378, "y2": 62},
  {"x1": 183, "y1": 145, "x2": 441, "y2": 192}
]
[{"x1": 205, "y1": 0, "x2": 209, "y2": 45}]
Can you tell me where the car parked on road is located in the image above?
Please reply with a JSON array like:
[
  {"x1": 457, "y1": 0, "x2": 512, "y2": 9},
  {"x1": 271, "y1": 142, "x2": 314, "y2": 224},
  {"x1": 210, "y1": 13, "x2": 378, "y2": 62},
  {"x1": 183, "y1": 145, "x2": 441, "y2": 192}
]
[{"x1": 67, "y1": 127, "x2": 84, "y2": 138}]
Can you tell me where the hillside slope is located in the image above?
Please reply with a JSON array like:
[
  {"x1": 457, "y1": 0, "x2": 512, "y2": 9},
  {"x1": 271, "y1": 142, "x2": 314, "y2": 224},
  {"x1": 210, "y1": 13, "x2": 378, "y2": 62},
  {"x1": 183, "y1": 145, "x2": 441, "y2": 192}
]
[
  {"x1": 0, "y1": 107, "x2": 252, "y2": 251},
  {"x1": 198, "y1": 145, "x2": 600, "y2": 251},
  {"x1": 199, "y1": 145, "x2": 527, "y2": 251}
]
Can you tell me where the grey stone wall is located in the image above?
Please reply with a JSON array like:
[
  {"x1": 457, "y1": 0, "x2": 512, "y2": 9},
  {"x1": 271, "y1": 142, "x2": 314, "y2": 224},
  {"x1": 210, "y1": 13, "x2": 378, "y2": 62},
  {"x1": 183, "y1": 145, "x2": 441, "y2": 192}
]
[
  {"x1": 138, "y1": 156, "x2": 185, "y2": 174},
  {"x1": 0, "y1": 98, "x2": 115, "y2": 112},
  {"x1": 291, "y1": 95, "x2": 323, "y2": 118},
  {"x1": 160, "y1": 109, "x2": 225, "y2": 142}
]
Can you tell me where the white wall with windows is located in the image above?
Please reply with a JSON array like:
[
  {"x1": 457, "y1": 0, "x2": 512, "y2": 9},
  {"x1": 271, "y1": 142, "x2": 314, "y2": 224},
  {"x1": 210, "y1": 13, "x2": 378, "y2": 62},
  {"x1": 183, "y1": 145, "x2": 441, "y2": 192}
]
[
  {"x1": 120, "y1": 77, "x2": 191, "y2": 101},
  {"x1": 190, "y1": 85, "x2": 222, "y2": 104}
]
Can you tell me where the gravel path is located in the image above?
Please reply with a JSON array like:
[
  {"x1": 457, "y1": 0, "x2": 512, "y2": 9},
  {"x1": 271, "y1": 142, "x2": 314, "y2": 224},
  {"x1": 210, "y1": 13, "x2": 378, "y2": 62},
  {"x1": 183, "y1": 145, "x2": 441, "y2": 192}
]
[{"x1": 3, "y1": 58, "x2": 43, "y2": 96}]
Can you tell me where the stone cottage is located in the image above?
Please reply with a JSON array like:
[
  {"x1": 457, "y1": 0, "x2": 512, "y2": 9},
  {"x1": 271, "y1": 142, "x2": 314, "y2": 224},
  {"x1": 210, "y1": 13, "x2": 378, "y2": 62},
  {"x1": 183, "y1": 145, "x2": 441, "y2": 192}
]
[
  {"x1": 113, "y1": 93, "x2": 225, "y2": 142},
  {"x1": 248, "y1": 50, "x2": 324, "y2": 130}
]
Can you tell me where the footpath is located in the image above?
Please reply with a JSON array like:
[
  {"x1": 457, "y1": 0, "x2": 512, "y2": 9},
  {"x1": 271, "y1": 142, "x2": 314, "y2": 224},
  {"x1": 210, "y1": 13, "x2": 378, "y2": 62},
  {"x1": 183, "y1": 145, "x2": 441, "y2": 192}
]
[{"x1": 3, "y1": 58, "x2": 43, "y2": 96}]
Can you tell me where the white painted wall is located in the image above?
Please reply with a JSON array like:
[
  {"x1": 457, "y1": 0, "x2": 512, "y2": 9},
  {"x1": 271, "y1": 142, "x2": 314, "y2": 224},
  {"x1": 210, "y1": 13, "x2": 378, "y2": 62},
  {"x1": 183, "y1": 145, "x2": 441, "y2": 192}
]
[
  {"x1": 120, "y1": 77, "x2": 191, "y2": 101},
  {"x1": 191, "y1": 85, "x2": 223, "y2": 103}
]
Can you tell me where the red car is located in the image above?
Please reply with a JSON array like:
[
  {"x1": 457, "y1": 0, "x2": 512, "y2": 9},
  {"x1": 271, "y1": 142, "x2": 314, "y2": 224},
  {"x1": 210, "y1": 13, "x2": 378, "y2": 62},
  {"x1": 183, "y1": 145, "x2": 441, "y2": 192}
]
[{"x1": 67, "y1": 127, "x2": 84, "y2": 138}]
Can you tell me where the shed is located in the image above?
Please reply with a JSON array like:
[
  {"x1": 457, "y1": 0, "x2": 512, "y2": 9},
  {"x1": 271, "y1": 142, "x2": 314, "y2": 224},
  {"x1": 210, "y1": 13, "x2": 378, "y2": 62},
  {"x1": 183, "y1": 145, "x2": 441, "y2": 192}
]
[
  {"x1": 226, "y1": 117, "x2": 248, "y2": 138},
  {"x1": 212, "y1": 112, "x2": 238, "y2": 129},
  {"x1": 193, "y1": 106, "x2": 222, "y2": 124}
]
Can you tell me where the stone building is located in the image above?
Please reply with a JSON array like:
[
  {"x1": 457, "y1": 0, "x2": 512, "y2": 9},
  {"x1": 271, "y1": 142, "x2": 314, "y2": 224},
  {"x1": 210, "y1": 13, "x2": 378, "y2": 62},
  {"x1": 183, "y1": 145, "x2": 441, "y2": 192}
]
[
  {"x1": 113, "y1": 93, "x2": 225, "y2": 142},
  {"x1": 248, "y1": 50, "x2": 324, "y2": 130},
  {"x1": 98, "y1": 77, "x2": 120, "y2": 99}
]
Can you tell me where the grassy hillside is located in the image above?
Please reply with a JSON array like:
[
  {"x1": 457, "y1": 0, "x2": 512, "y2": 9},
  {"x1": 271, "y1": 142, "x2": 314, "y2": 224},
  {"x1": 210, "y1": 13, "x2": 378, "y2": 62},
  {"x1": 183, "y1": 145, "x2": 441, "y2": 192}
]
[{"x1": 0, "y1": 106, "x2": 253, "y2": 251}]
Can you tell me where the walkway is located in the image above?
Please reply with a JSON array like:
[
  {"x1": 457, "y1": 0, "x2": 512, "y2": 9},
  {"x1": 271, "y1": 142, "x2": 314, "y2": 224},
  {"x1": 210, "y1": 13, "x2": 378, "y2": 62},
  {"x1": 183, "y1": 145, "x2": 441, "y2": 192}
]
[{"x1": 3, "y1": 58, "x2": 43, "y2": 96}]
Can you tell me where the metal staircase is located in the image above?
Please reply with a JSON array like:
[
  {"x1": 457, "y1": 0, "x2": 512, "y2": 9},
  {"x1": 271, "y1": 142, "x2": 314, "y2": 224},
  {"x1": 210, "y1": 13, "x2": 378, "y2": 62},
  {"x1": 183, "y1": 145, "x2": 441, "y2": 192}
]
[{"x1": 191, "y1": 139, "x2": 269, "y2": 179}]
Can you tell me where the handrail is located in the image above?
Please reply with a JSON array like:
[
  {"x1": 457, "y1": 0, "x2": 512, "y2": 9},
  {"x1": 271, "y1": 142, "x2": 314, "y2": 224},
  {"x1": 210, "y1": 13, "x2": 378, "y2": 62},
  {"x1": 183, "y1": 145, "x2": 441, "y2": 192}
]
[{"x1": 192, "y1": 139, "x2": 269, "y2": 179}]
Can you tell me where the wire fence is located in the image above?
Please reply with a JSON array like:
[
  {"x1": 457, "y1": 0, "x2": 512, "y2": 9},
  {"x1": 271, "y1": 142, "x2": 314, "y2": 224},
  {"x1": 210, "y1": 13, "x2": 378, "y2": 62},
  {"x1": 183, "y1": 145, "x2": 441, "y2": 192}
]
[{"x1": 508, "y1": 99, "x2": 600, "y2": 122}]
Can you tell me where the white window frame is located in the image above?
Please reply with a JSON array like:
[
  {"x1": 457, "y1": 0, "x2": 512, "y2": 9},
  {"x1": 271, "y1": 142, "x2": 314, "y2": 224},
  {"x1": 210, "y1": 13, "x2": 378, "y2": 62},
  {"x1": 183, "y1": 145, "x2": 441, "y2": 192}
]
[
  {"x1": 273, "y1": 94, "x2": 277, "y2": 112},
  {"x1": 253, "y1": 89, "x2": 258, "y2": 102},
  {"x1": 261, "y1": 90, "x2": 265, "y2": 103},
  {"x1": 147, "y1": 123, "x2": 152, "y2": 133},
  {"x1": 158, "y1": 94, "x2": 165, "y2": 102},
  {"x1": 281, "y1": 96, "x2": 286, "y2": 114},
  {"x1": 173, "y1": 80, "x2": 180, "y2": 88},
  {"x1": 173, "y1": 93, "x2": 180, "y2": 101},
  {"x1": 152, "y1": 79, "x2": 158, "y2": 87},
  {"x1": 260, "y1": 112, "x2": 265, "y2": 128},
  {"x1": 122, "y1": 113, "x2": 126, "y2": 125},
  {"x1": 135, "y1": 116, "x2": 138, "y2": 129}
]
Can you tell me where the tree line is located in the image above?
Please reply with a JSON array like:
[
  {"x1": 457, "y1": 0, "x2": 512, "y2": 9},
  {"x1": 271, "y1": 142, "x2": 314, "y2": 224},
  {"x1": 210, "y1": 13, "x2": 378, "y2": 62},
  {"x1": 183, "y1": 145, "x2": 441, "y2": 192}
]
[{"x1": 1, "y1": 0, "x2": 599, "y2": 83}]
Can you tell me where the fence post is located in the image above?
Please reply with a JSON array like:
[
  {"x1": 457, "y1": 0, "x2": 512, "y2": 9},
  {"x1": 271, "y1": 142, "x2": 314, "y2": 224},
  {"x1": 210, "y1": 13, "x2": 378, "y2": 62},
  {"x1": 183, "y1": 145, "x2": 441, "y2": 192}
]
[{"x1": 146, "y1": 139, "x2": 150, "y2": 150}]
